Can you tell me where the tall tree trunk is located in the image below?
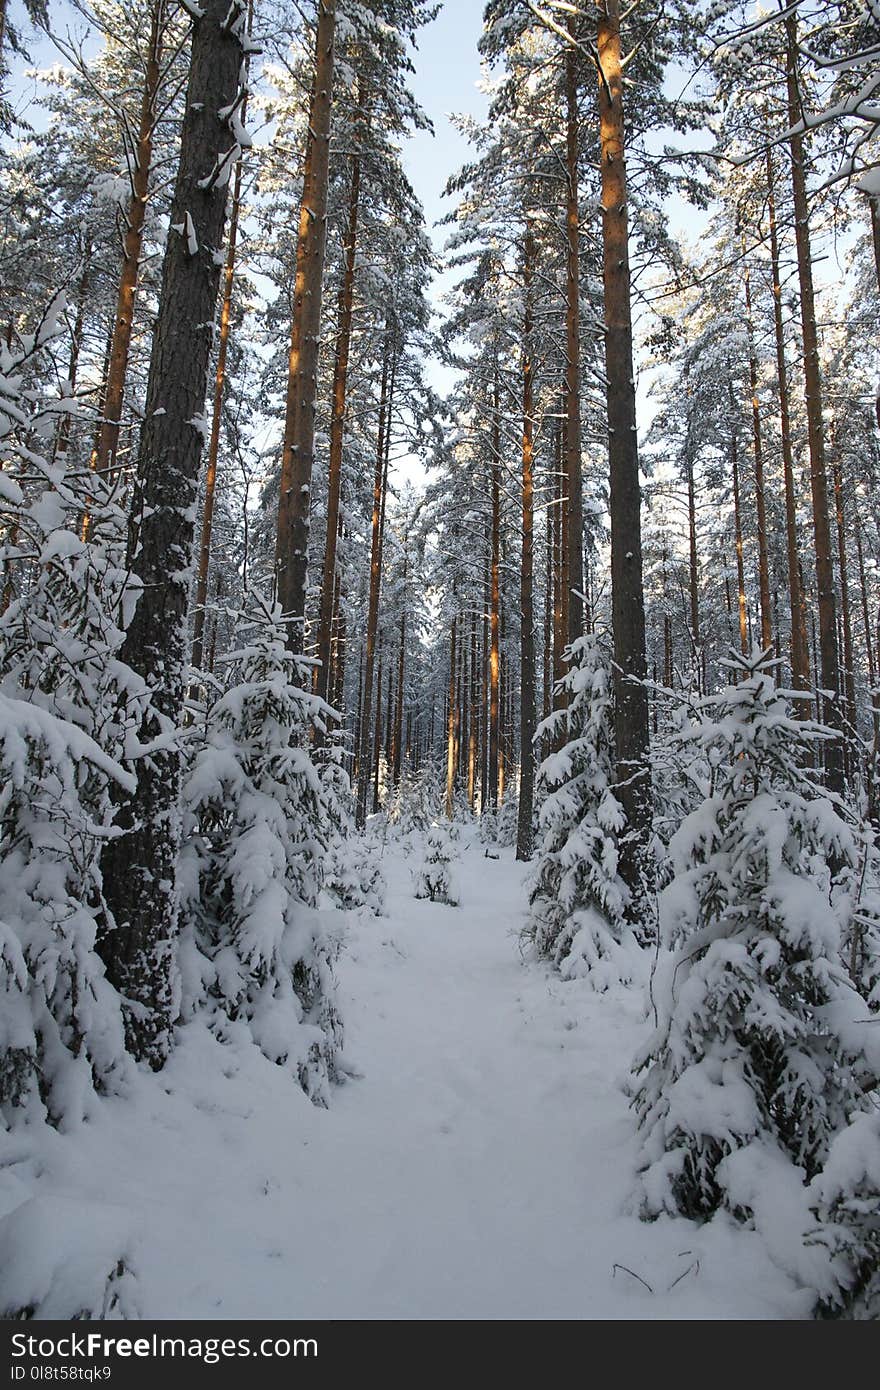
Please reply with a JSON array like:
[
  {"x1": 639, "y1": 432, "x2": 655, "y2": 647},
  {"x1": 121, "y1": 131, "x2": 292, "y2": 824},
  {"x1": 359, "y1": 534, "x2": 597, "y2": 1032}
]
[
  {"x1": 597, "y1": 0, "x2": 652, "y2": 921},
  {"x1": 685, "y1": 452, "x2": 700, "y2": 689},
  {"x1": 100, "y1": 0, "x2": 246, "y2": 1067},
  {"x1": 743, "y1": 253, "x2": 772, "y2": 649},
  {"x1": 481, "y1": 548, "x2": 490, "y2": 811},
  {"x1": 553, "y1": 407, "x2": 567, "y2": 716},
  {"x1": 517, "y1": 226, "x2": 536, "y2": 863},
  {"x1": 785, "y1": 11, "x2": 842, "y2": 787},
  {"x1": 468, "y1": 612, "x2": 478, "y2": 808},
  {"x1": 372, "y1": 646, "x2": 384, "y2": 813},
  {"x1": 93, "y1": 0, "x2": 167, "y2": 480},
  {"x1": 489, "y1": 369, "x2": 502, "y2": 807},
  {"x1": 355, "y1": 338, "x2": 392, "y2": 827},
  {"x1": 767, "y1": 148, "x2": 810, "y2": 701},
  {"x1": 190, "y1": 53, "x2": 249, "y2": 685},
  {"x1": 445, "y1": 610, "x2": 457, "y2": 818},
  {"x1": 565, "y1": 23, "x2": 584, "y2": 644},
  {"x1": 832, "y1": 457, "x2": 856, "y2": 740},
  {"x1": 730, "y1": 396, "x2": 749, "y2": 658},
  {"x1": 543, "y1": 474, "x2": 553, "y2": 729},
  {"x1": 392, "y1": 542, "x2": 407, "y2": 787},
  {"x1": 315, "y1": 150, "x2": 360, "y2": 711},
  {"x1": 275, "y1": 0, "x2": 336, "y2": 647},
  {"x1": 54, "y1": 240, "x2": 92, "y2": 460},
  {"x1": 855, "y1": 514, "x2": 877, "y2": 745}
]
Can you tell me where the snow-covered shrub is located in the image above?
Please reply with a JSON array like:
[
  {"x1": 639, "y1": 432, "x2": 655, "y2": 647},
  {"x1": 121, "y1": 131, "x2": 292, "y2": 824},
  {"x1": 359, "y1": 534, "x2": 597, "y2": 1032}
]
[
  {"x1": 0, "y1": 700, "x2": 133, "y2": 1127},
  {"x1": 0, "y1": 1196, "x2": 138, "y2": 1318},
  {"x1": 180, "y1": 595, "x2": 342, "y2": 1106},
  {"x1": 0, "y1": 296, "x2": 141, "y2": 1127},
  {"x1": 414, "y1": 825, "x2": 460, "y2": 906},
  {"x1": 809, "y1": 1109, "x2": 880, "y2": 1319},
  {"x1": 386, "y1": 767, "x2": 430, "y2": 828},
  {"x1": 495, "y1": 787, "x2": 518, "y2": 847},
  {"x1": 526, "y1": 636, "x2": 636, "y2": 988},
  {"x1": 479, "y1": 807, "x2": 498, "y2": 843},
  {"x1": 325, "y1": 836, "x2": 387, "y2": 917},
  {"x1": 631, "y1": 648, "x2": 878, "y2": 1222}
]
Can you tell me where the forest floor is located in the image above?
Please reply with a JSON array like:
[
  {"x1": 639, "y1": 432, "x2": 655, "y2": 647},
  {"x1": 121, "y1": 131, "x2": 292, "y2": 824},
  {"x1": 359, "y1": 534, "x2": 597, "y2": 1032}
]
[{"x1": 3, "y1": 829, "x2": 816, "y2": 1320}]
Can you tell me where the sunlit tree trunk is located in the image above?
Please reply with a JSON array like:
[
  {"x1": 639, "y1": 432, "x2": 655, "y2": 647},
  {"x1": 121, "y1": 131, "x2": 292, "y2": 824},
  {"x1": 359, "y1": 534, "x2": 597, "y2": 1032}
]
[
  {"x1": 598, "y1": 0, "x2": 652, "y2": 921},
  {"x1": 517, "y1": 225, "x2": 536, "y2": 862},
  {"x1": 275, "y1": 0, "x2": 336, "y2": 648}
]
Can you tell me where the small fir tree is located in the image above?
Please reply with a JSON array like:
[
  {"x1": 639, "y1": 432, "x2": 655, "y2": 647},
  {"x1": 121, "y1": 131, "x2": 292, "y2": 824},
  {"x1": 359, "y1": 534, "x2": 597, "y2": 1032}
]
[
  {"x1": 414, "y1": 825, "x2": 460, "y2": 906},
  {"x1": 631, "y1": 649, "x2": 878, "y2": 1221},
  {"x1": 527, "y1": 636, "x2": 636, "y2": 987},
  {"x1": 180, "y1": 595, "x2": 342, "y2": 1106},
  {"x1": 0, "y1": 295, "x2": 142, "y2": 1127}
]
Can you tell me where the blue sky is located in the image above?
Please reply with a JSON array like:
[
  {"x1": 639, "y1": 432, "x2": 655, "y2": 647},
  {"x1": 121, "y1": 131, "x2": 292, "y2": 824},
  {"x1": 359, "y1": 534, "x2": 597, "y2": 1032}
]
[
  {"x1": 399, "y1": 0, "x2": 490, "y2": 399},
  {"x1": 401, "y1": 0, "x2": 489, "y2": 256}
]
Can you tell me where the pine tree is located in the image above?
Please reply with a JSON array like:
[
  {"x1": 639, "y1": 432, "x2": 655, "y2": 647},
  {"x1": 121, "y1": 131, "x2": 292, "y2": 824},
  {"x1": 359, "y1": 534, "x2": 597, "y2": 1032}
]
[
  {"x1": 528, "y1": 635, "x2": 637, "y2": 986},
  {"x1": 100, "y1": 0, "x2": 250, "y2": 1067},
  {"x1": 632, "y1": 648, "x2": 877, "y2": 1221},
  {"x1": 180, "y1": 594, "x2": 342, "y2": 1105},
  {"x1": 414, "y1": 825, "x2": 460, "y2": 906},
  {"x1": 0, "y1": 291, "x2": 140, "y2": 1126}
]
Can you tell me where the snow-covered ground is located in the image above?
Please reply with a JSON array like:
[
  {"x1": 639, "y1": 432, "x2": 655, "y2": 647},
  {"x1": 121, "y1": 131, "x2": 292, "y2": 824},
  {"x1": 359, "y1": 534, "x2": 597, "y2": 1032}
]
[{"x1": 0, "y1": 831, "x2": 815, "y2": 1320}]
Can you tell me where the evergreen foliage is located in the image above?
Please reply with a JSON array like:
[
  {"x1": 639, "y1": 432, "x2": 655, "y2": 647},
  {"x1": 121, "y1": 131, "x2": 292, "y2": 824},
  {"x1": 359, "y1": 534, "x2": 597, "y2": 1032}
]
[{"x1": 632, "y1": 649, "x2": 878, "y2": 1221}]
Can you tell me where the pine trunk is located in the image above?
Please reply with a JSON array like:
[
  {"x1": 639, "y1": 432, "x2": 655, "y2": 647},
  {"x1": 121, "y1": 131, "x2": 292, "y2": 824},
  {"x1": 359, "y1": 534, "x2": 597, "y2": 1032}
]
[
  {"x1": 564, "y1": 28, "x2": 584, "y2": 644},
  {"x1": 517, "y1": 226, "x2": 536, "y2": 863},
  {"x1": 92, "y1": 0, "x2": 167, "y2": 480},
  {"x1": 488, "y1": 370, "x2": 501, "y2": 807},
  {"x1": 355, "y1": 340, "x2": 391, "y2": 827},
  {"x1": 275, "y1": 0, "x2": 336, "y2": 647},
  {"x1": 100, "y1": 1, "x2": 246, "y2": 1067},
  {"x1": 190, "y1": 67, "x2": 248, "y2": 685},
  {"x1": 598, "y1": 0, "x2": 652, "y2": 921},
  {"x1": 767, "y1": 149, "x2": 810, "y2": 700},
  {"x1": 743, "y1": 257, "x2": 772, "y2": 649},
  {"x1": 786, "y1": 13, "x2": 842, "y2": 787},
  {"x1": 315, "y1": 151, "x2": 360, "y2": 710}
]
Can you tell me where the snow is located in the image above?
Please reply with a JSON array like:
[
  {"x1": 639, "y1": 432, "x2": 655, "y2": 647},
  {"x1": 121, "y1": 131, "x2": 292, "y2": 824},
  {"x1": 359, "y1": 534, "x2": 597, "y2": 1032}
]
[{"x1": 0, "y1": 832, "x2": 813, "y2": 1320}]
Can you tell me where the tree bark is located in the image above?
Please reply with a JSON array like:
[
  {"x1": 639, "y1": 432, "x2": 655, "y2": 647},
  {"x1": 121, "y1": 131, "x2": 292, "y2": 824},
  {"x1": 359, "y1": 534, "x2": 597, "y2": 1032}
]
[
  {"x1": 743, "y1": 253, "x2": 772, "y2": 649},
  {"x1": 488, "y1": 368, "x2": 501, "y2": 807},
  {"x1": 785, "y1": 11, "x2": 842, "y2": 786},
  {"x1": 517, "y1": 225, "x2": 536, "y2": 862},
  {"x1": 597, "y1": 0, "x2": 652, "y2": 921},
  {"x1": 767, "y1": 148, "x2": 810, "y2": 701},
  {"x1": 355, "y1": 337, "x2": 391, "y2": 827},
  {"x1": 445, "y1": 609, "x2": 457, "y2": 818},
  {"x1": 275, "y1": 0, "x2": 336, "y2": 648},
  {"x1": 832, "y1": 457, "x2": 856, "y2": 740},
  {"x1": 564, "y1": 23, "x2": 584, "y2": 644},
  {"x1": 100, "y1": 0, "x2": 246, "y2": 1067},
  {"x1": 315, "y1": 150, "x2": 360, "y2": 711},
  {"x1": 728, "y1": 386, "x2": 750, "y2": 661},
  {"x1": 92, "y1": 0, "x2": 167, "y2": 481},
  {"x1": 190, "y1": 55, "x2": 249, "y2": 685}
]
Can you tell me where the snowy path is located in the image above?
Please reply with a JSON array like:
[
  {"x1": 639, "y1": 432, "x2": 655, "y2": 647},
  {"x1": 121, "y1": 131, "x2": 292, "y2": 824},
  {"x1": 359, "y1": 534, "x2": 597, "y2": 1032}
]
[{"x1": 12, "y1": 834, "x2": 811, "y2": 1320}]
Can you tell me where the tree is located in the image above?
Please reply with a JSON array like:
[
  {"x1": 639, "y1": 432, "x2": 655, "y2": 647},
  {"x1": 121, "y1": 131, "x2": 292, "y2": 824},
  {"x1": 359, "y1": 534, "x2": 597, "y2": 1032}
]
[
  {"x1": 100, "y1": 0, "x2": 249, "y2": 1067},
  {"x1": 632, "y1": 648, "x2": 877, "y2": 1221},
  {"x1": 527, "y1": 634, "x2": 637, "y2": 987},
  {"x1": 275, "y1": 0, "x2": 336, "y2": 647}
]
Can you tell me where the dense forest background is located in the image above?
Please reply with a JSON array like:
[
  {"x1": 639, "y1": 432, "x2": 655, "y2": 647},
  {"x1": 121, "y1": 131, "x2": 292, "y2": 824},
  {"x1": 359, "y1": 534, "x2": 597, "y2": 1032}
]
[{"x1": 1, "y1": 0, "x2": 879, "y2": 1321}]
